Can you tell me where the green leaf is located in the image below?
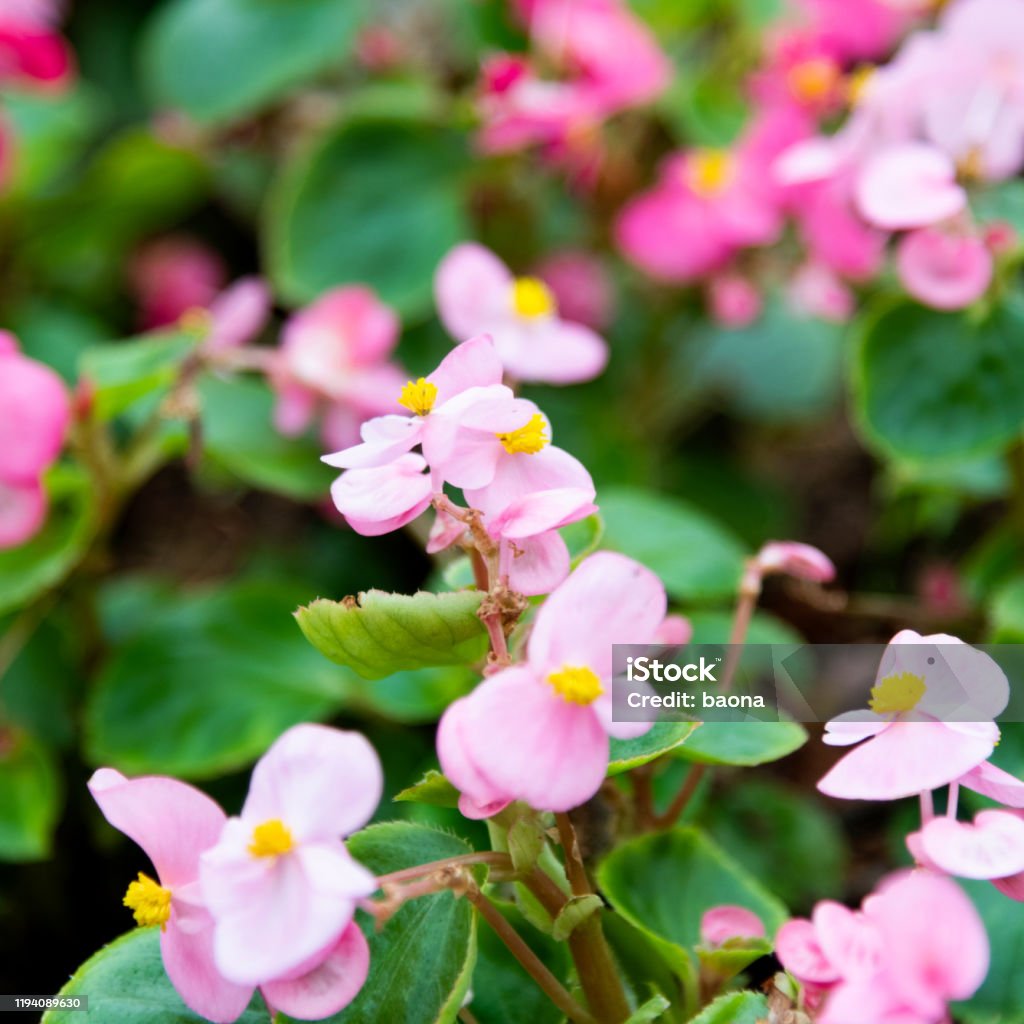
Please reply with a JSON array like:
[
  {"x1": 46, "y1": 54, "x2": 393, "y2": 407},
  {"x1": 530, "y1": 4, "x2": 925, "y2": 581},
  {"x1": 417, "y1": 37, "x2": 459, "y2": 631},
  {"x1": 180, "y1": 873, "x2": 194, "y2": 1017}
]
[
  {"x1": 596, "y1": 827, "x2": 787, "y2": 974},
  {"x1": 608, "y1": 722, "x2": 701, "y2": 775},
  {"x1": 296, "y1": 590, "x2": 489, "y2": 680},
  {"x1": 697, "y1": 936, "x2": 773, "y2": 981},
  {"x1": 267, "y1": 118, "x2": 470, "y2": 316},
  {"x1": 0, "y1": 733, "x2": 61, "y2": 862},
  {"x1": 599, "y1": 488, "x2": 746, "y2": 602},
  {"x1": 624, "y1": 994, "x2": 672, "y2": 1023},
  {"x1": 86, "y1": 579, "x2": 349, "y2": 778},
  {"x1": 854, "y1": 298, "x2": 1024, "y2": 461},
  {"x1": 79, "y1": 332, "x2": 195, "y2": 420},
  {"x1": 687, "y1": 611, "x2": 802, "y2": 646},
  {"x1": 687, "y1": 991, "x2": 769, "y2": 1024},
  {"x1": 341, "y1": 666, "x2": 477, "y2": 725},
  {"x1": 972, "y1": 180, "x2": 1024, "y2": 235},
  {"x1": 283, "y1": 822, "x2": 476, "y2": 1024},
  {"x1": 144, "y1": 0, "x2": 369, "y2": 125},
  {"x1": 42, "y1": 928, "x2": 268, "y2": 1024},
  {"x1": 604, "y1": 914, "x2": 691, "y2": 1023},
  {"x1": 989, "y1": 575, "x2": 1024, "y2": 642},
  {"x1": 198, "y1": 374, "x2": 334, "y2": 501},
  {"x1": 394, "y1": 770, "x2": 461, "y2": 809},
  {"x1": 675, "y1": 721, "x2": 807, "y2": 767},
  {"x1": 0, "y1": 466, "x2": 96, "y2": 616},
  {"x1": 507, "y1": 815, "x2": 545, "y2": 874},
  {"x1": 552, "y1": 893, "x2": 603, "y2": 941}
]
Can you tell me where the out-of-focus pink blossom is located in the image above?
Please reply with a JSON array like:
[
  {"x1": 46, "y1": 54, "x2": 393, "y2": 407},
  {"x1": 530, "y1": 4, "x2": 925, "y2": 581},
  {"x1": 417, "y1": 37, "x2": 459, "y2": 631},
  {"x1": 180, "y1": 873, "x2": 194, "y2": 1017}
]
[
  {"x1": 131, "y1": 237, "x2": 226, "y2": 331},
  {"x1": 896, "y1": 226, "x2": 993, "y2": 310},
  {"x1": 534, "y1": 250, "x2": 613, "y2": 330},
  {"x1": 437, "y1": 552, "x2": 663, "y2": 817},
  {"x1": 435, "y1": 243, "x2": 608, "y2": 384},
  {"x1": 203, "y1": 278, "x2": 271, "y2": 354},
  {"x1": 652, "y1": 614, "x2": 693, "y2": 646},
  {"x1": 983, "y1": 220, "x2": 1018, "y2": 255},
  {"x1": 270, "y1": 286, "x2": 406, "y2": 450},
  {"x1": 700, "y1": 906, "x2": 766, "y2": 947},
  {"x1": 909, "y1": 809, "x2": 1024, "y2": 882},
  {"x1": 355, "y1": 25, "x2": 404, "y2": 72},
  {"x1": 756, "y1": 540, "x2": 836, "y2": 582},
  {"x1": 0, "y1": 0, "x2": 73, "y2": 90},
  {"x1": 796, "y1": 0, "x2": 910, "y2": 63},
  {"x1": 855, "y1": 143, "x2": 966, "y2": 229},
  {"x1": 787, "y1": 261, "x2": 855, "y2": 321},
  {"x1": 707, "y1": 274, "x2": 762, "y2": 327}
]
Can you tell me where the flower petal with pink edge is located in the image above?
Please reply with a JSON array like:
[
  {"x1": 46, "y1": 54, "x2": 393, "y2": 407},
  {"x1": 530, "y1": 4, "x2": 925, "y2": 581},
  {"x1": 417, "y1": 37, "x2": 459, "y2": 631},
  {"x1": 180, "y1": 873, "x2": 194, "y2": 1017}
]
[
  {"x1": 459, "y1": 666, "x2": 610, "y2": 812},
  {"x1": 273, "y1": 383, "x2": 317, "y2": 437},
  {"x1": 896, "y1": 228, "x2": 993, "y2": 311},
  {"x1": 700, "y1": 905, "x2": 766, "y2": 947},
  {"x1": 330, "y1": 454, "x2": 433, "y2": 537},
  {"x1": 821, "y1": 710, "x2": 887, "y2": 747},
  {"x1": 528, "y1": 551, "x2": 667, "y2": 680},
  {"x1": 0, "y1": 477, "x2": 46, "y2": 550},
  {"x1": 491, "y1": 487, "x2": 596, "y2": 540},
  {"x1": 262, "y1": 921, "x2": 370, "y2": 1020},
  {"x1": 504, "y1": 531, "x2": 572, "y2": 598},
  {"x1": 918, "y1": 810, "x2": 1024, "y2": 880},
  {"x1": 206, "y1": 278, "x2": 270, "y2": 353},
  {"x1": 241, "y1": 724, "x2": 383, "y2": 842},
  {"x1": 775, "y1": 918, "x2": 839, "y2": 985},
  {"x1": 426, "y1": 506, "x2": 467, "y2": 555},
  {"x1": 427, "y1": 333, "x2": 504, "y2": 402},
  {"x1": 756, "y1": 541, "x2": 835, "y2": 582},
  {"x1": 960, "y1": 760, "x2": 1024, "y2": 808},
  {"x1": 88, "y1": 768, "x2": 227, "y2": 889},
  {"x1": 321, "y1": 416, "x2": 423, "y2": 470},
  {"x1": 293, "y1": 286, "x2": 399, "y2": 368},
  {"x1": 811, "y1": 902, "x2": 881, "y2": 980},
  {"x1": 855, "y1": 143, "x2": 966, "y2": 229},
  {"x1": 435, "y1": 243, "x2": 511, "y2": 341},
  {"x1": 0, "y1": 350, "x2": 70, "y2": 482},
  {"x1": 492, "y1": 318, "x2": 608, "y2": 385},
  {"x1": 817, "y1": 720, "x2": 996, "y2": 800},
  {"x1": 437, "y1": 697, "x2": 514, "y2": 819},
  {"x1": 653, "y1": 614, "x2": 693, "y2": 646},
  {"x1": 992, "y1": 871, "x2": 1024, "y2": 901}
]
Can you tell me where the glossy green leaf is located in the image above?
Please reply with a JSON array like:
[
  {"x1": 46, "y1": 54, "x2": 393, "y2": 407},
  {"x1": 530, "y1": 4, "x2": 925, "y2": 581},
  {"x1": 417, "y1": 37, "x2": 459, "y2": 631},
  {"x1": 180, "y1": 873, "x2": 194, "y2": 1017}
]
[
  {"x1": 144, "y1": 0, "x2": 369, "y2": 124},
  {"x1": 687, "y1": 991, "x2": 769, "y2": 1024},
  {"x1": 599, "y1": 488, "x2": 745, "y2": 602},
  {"x1": 284, "y1": 822, "x2": 476, "y2": 1024},
  {"x1": 854, "y1": 298, "x2": 1024, "y2": 461},
  {"x1": 675, "y1": 721, "x2": 807, "y2": 767},
  {"x1": 42, "y1": 928, "x2": 268, "y2": 1024},
  {"x1": 267, "y1": 119, "x2": 469, "y2": 316},
  {"x1": 696, "y1": 937, "x2": 772, "y2": 981},
  {"x1": 988, "y1": 575, "x2": 1024, "y2": 642},
  {"x1": 198, "y1": 374, "x2": 333, "y2": 501},
  {"x1": 0, "y1": 734, "x2": 61, "y2": 862},
  {"x1": 624, "y1": 994, "x2": 672, "y2": 1023},
  {"x1": 86, "y1": 579, "x2": 349, "y2": 777},
  {"x1": 296, "y1": 590, "x2": 488, "y2": 680},
  {"x1": 608, "y1": 722, "x2": 701, "y2": 775}
]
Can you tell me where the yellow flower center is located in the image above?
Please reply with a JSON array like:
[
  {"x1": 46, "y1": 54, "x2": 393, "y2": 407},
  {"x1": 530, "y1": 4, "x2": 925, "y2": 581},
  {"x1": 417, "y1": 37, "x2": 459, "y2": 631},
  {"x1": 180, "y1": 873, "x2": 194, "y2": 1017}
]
[
  {"x1": 869, "y1": 672, "x2": 927, "y2": 716},
  {"x1": 786, "y1": 57, "x2": 841, "y2": 104},
  {"x1": 123, "y1": 872, "x2": 172, "y2": 930},
  {"x1": 685, "y1": 149, "x2": 737, "y2": 199},
  {"x1": 248, "y1": 818, "x2": 295, "y2": 858},
  {"x1": 511, "y1": 277, "x2": 556, "y2": 319},
  {"x1": 398, "y1": 377, "x2": 438, "y2": 416},
  {"x1": 548, "y1": 665, "x2": 603, "y2": 705},
  {"x1": 958, "y1": 146, "x2": 986, "y2": 182},
  {"x1": 846, "y1": 64, "x2": 876, "y2": 106},
  {"x1": 496, "y1": 413, "x2": 549, "y2": 455}
]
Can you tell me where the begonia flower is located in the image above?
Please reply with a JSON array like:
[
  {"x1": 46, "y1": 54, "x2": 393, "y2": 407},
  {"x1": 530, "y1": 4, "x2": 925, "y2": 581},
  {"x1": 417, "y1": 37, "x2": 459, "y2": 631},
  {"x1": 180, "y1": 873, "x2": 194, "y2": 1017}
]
[{"x1": 895, "y1": 226, "x2": 993, "y2": 310}]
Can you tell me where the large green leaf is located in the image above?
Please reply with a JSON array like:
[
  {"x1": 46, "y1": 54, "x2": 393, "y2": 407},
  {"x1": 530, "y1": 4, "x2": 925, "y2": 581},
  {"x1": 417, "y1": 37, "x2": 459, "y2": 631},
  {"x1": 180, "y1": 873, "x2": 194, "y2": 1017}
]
[
  {"x1": 296, "y1": 590, "x2": 489, "y2": 680},
  {"x1": 86, "y1": 579, "x2": 349, "y2": 777},
  {"x1": 608, "y1": 722, "x2": 700, "y2": 775},
  {"x1": 144, "y1": 0, "x2": 368, "y2": 124},
  {"x1": 198, "y1": 374, "x2": 333, "y2": 501},
  {"x1": 675, "y1": 721, "x2": 807, "y2": 767},
  {"x1": 0, "y1": 734, "x2": 61, "y2": 862},
  {"x1": 267, "y1": 119, "x2": 470, "y2": 316},
  {"x1": 854, "y1": 298, "x2": 1024, "y2": 461},
  {"x1": 42, "y1": 928, "x2": 268, "y2": 1024},
  {"x1": 282, "y1": 822, "x2": 476, "y2": 1024},
  {"x1": 596, "y1": 827, "x2": 787, "y2": 964},
  {"x1": 599, "y1": 488, "x2": 746, "y2": 603}
]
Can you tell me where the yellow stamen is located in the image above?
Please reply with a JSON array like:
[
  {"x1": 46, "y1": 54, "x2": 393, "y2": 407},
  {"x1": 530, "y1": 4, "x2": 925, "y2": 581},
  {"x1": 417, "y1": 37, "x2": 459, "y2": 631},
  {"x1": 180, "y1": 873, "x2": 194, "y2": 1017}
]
[
  {"x1": 496, "y1": 413, "x2": 549, "y2": 455},
  {"x1": 958, "y1": 146, "x2": 986, "y2": 182},
  {"x1": 123, "y1": 872, "x2": 172, "y2": 930},
  {"x1": 786, "y1": 57, "x2": 841, "y2": 105},
  {"x1": 869, "y1": 672, "x2": 927, "y2": 716},
  {"x1": 548, "y1": 665, "x2": 603, "y2": 705},
  {"x1": 511, "y1": 277, "x2": 556, "y2": 319},
  {"x1": 248, "y1": 818, "x2": 295, "y2": 858},
  {"x1": 685, "y1": 149, "x2": 737, "y2": 199},
  {"x1": 398, "y1": 377, "x2": 438, "y2": 416},
  {"x1": 846, "y1": 65, "x2": 876, "y2": 107}
]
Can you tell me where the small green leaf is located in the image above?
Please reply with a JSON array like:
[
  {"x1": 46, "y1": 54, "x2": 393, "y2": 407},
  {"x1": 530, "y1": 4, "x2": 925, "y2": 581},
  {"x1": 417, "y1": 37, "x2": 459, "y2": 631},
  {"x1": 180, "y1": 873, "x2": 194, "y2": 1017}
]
[
  {"x1": 624, "y1": 994, "x2": 672, "y2": 1023},
  {"x1": 608, "y1": 722, "x2": 700, "y2": 775},
  {"x1": 42, "y1": 928, "x2": 268, "y2": 1024},
  {"x1": 675, "y1": 721, "x2": 807, "y2": 767},
  {"x1": 551, "y1": 893, "x2": 603, "y2": 941},
  {"x1": 0, "y1": 733, "x2": 61, "y2": 862},
  {"x1": 687, "y1": 991, "x2": 769, "y2": 1024},
  {"x1": 507, "y1": 815, "x2": 545, "y2": 874},
  {"x1": 394, "y1": 770, "x2": 461, "y2": 809},
  {"x1": 696, "y1": 937, "x2": 773, "y2": 981},
  {"x1": 296, "y1": 590, "x2": 489, "y2": 680},
  {"x1": 144, "y1": 0, "x2": 369, "y2": 125},
  {"x1": 989, "y1": 575, "x2": 1024, "y2": 642},
  {"x1": 599, "y1": 488, "x2": 746, "y2": 603}
]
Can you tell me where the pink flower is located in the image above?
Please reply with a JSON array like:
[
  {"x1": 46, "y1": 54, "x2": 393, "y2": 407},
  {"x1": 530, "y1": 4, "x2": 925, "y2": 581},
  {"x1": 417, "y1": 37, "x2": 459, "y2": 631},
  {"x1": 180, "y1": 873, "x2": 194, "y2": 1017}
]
[
  {"x1": 909, "y1": 809, "x2": 1024, "y2": 882},
  {"x1": 0, "y1": 334, "x2": 71, "y2": 549},
  {"x1": 435, "y1": 243, "x2": 608, "y2": 384},
  {"x1": 199, "y1": 725, "x2": 381, "y2": 988},
  {"x1": 896, "y1": 226, "x2": 993, "y2": 310},
  {"x1": 203, "y1": 278, "x2": 271, "y2": 354},
  {"x1": 700, "y1": 906, "x2": 766, "y2": 947},
  {"x1": 0, "y1": 0, "x2": 73, "y2": 90},
  {"x1": 818, "y1": 630, "x2": 1007, "y2": 801},
  {"x1": 438, "y1": 552, "x2": 664, "y2": 817},
  {"x1": 787, "y1": 261, "x2": 855, "y2": 322},
  {"x1": 270, "y1": 286, "x2": 406, "y2": 450},
  {"x1": 130, "y1": 237, "x2": 225, "y2": 331},
  {"x1": 534, "y1": 249, "x2": 613, "y2": 330},
  {"x1": 756, "y1": 540, "x2": 836, "y2": 582},
  {"x1": 707, "y1": 274, "x2": 762, "y2": 327}
]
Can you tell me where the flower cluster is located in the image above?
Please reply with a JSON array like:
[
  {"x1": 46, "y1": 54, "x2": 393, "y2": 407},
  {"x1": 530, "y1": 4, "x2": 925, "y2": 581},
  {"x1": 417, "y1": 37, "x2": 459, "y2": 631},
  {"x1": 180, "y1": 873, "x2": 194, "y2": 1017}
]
[{"x1": 89, "y1": 725, "x2": 382, "y2": 1023}]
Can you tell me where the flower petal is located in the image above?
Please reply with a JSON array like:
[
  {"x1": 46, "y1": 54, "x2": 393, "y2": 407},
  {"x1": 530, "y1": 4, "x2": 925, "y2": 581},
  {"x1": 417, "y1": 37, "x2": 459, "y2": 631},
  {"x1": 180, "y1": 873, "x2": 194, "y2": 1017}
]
[
  {"x1": 918, "y1": 810, "x2": 1024, "y2": 880},
  {"x1": 435, "y1": 243, "x2": 511, "y2": 341},
  {"x1": 855, "y1": 143, "x2": 966, "y2": 229}
]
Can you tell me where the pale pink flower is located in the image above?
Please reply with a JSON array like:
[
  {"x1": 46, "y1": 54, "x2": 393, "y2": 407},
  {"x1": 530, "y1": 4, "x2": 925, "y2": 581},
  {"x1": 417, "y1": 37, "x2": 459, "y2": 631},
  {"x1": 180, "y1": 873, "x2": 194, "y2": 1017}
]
[
  {"x1": 756, "y1": 540, "x2": 836, "y2": 582},
  {"x1": 130, "y1": 237, "x2": 225, "y2": 331},
  {"x1": 270, "y1": 286, "x2": 406, "y2": 450},
  {"x1": 435, "y1": 243, "x2": 608, "y2": 384},
  {"x1": 203, "y1": 278, "x2": 271, "y2": 354},
  {"x1": 700, "y1": 906, "x2": 766, "y2": 947},
  {"x1": 652, "y1": 613, "x2": 693, "y2": 646},
  {"x1": 787, "y1": 261, "x2": 855, "y2": 322},
  {"x1": 707, "y1": 274, "x2": 762, "y2": 327},
  {"x1": 909, "y1": 809, "x2": 1024, "y2": 882},
  {"x1": 797, "y1": 0, "x2": 909, "y2": 62},
  {"x1": 438, "y1": 552, "x2": 663, "y2": 817},
  {"x1": 818, "y1": 630, "x2": 1007, "y2": 801},
  {"x1": 200, "y1": 725, "x2": 381, "y2": 987},
  {"x1": 534, "y1": 249, "x2": 613, "y2": 330},
  {"x1": 896, "y1": 226, "x2": 993, "y2": 310}
]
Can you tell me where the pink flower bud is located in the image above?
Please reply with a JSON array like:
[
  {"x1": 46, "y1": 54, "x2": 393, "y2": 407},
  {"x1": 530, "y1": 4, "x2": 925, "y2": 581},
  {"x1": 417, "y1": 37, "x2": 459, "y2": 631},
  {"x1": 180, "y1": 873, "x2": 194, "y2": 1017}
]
[
  {"x1": 700, "y1": 905, "x2": 766, "y2": 947},
  {"x1": 896, "y1": 227, "x2": 993, "y2": 311},
  {"x1": 708, "y1": 274, "x2": 762, "y2": 328},
  {"x1": 756, "y1": 540, "x2": 835, "y2": 582}
]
